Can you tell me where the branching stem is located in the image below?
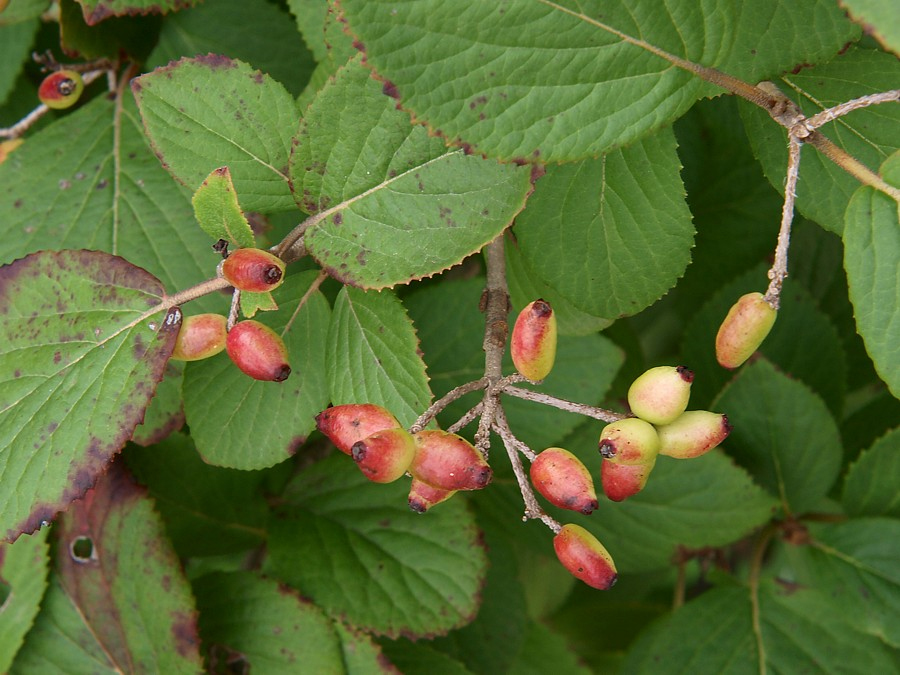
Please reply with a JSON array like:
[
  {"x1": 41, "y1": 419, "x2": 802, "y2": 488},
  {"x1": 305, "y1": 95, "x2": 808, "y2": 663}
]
[
  {"x1": 764, "y1": 135, "x2": 801, "y2": 308},
  {"x1": 409, "y1": 378, "x2": 487, "y2": 433},
  {"x1": 501, "y1": 386, "x2": 627, "y2": 423}
]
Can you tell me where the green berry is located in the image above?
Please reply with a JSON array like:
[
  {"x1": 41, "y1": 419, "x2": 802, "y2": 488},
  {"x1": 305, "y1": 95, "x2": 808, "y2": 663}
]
[
  {"x1": 627, "y1": 365, "x2": 693, "y2": 425},
  {"x1": 598, "y1": 418, "x2": 660, "y2": 465},
  {"x1": 715, "y1": 292, "x2": 777, "y2": 369},
  {"x1": 38, "y1": 70, "x2": 85, "y2": 110},
  {"x1": 657, "y1": 410, "x2": 732, "y2": 459}
]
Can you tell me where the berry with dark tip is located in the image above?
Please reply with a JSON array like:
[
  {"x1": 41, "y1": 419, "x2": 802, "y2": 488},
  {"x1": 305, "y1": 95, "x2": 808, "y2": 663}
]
[
  {"x1": 225, "y1": 320, "x2": 291, "y2": 381},
  {"x1": 716, "y1": 292, "x2": 777, "y2": 369},
  {"x1": 553, "y1": 523, "x2": 618, "y2": 590},
  {"x1": 530, "y1": 447, "x2": 599, "y2": 514},
  {"x1": 657, "y1": 411, "x2": 732, "y2": 459},
  {"x1": 598, "y1": 418, "x2": 660, "y2": 465},
  {"x1": 315, "y1": 404, "x2": 401, "y2": 455},
  {"x1": 171, "y1": 313, "x2": 227, "y2": 361},
  {"x1": 408, "y1": 478, "x2": 457, "y2": 513},
  {"x1": 627, "y1": 365, "x2": 694, "y2": 425},
  {"x1": 410, "y1": 430, "x2": 492, "y2": 491},
  {"x1": 220, "y1": 247, "x2": 286, "y2": 293},
  {"x1": 511, "y1": 299, "x2": 558, "y2": 381},
  {"x1": 38, "y1": 70, "x2": 84, "y2": 110},
  {"x1": 351, "y1": 427, "x2": 416, "y2": 483}
]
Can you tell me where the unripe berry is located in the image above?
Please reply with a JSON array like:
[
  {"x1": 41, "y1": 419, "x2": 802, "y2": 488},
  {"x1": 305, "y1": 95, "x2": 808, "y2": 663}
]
[
  {"x1": 598, "y1": 418, "x2": 660, "y2": 465},
  {"x1": 410, "y1": 430, "x2": 492, "y2": 491},
  {"x1": 220, "y1": 248, "x2": 286, "y2": 293},
  {"x1": 351, "y1": 427, "x2": 416, "y2": 483},
  {"x1": 715, "y1": 292, "x2": 777, "y2": 369},
  {"x1": 510, "y1": 299, "x2": 557, "y2": 381},
  {"x1": 225, "y1": 320, "x2": 291, "y2": 382},
  {"x1": 530, "y1": 448, "x2": 599, "y2": 515},
  {"x1": 553, "y1": 523, "x2": 617, "y2": 590},
  {"x1": 408, "y1": 478, "x2": 457, "y2": 513},
  {"x1": 627, "y1": 365, "x2": 693, "y2": 425},
  {"x1": 600, "y1": 456, "x2": 656, "y2": 502},
  {"x1": 315, "y1": 404, "x2": 401, "y2": 455},
  {"x1": 657, "y1": 411, "x2": 732, "y2": 459},
  {"x1": 171, "y1": 313, "x2": 228, "y2": 361},
  {"x1": 38, "y1": 70, "x2": 85, "y2": 110}
]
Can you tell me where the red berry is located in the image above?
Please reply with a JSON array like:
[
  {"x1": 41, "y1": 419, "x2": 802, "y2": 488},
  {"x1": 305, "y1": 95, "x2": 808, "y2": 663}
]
[
  {"x1": 38, "y1": 70, "x2": 85, "y2": 110},
  {"x1": 171, "y1": 313, "x2": 227, "y2": 361},
  {"x1": 553, "y1": 523, "x2": 617, "y2": 590},
  {"x1": 315, "y1": 404, "x2": 401, "y2": 455},
  {"x1": 351, "y1": 427, "x2": 416, "y2": 483},
  {"x1": 225, "y1": 320, "x2": 291, "y2": 381},
  {"x1": 221, "y1": 248, "x2": 286, "y2": 293},
  {"x1": 510, "y1": 299, "x2": 558, "y2": 381},
  {"x1": 410, "y1": 430, "x2": 492, "y2": 491},
  {"x1": 600, "y1": 457, "x2": 656, "y2": 502},
  {"x1": 530, "y1": 447, "x2": 599, "y2": 514},
  {"x1": 408, "y1": 478, "x2": 456, "y2": 513}
]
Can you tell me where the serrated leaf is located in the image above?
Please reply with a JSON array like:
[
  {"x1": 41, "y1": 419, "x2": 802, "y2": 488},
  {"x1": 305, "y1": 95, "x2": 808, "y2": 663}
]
[
  {"x1": 183, "y1": 272, "x2": 330, "y2": 469},
  {"x1": 326, "y1": 285, "x2": 432, "y2": 428},
  {"x1": 0, "y1": 250, "x2": 180, "y2": 541},
  {"x1": 715, "y1": 360, "x2": 842, "y2": 514},
  {"x1": 340, "y1": 0, "x2": 857, "y2": 162},
  {"x1": 843, "y1": 428, "x2": 900, "y2": 518},
  {"x1": 333, "y1": 622, "x2": 401, "y2": 675},
  {"x1": 193, "y1": 571, "x2": 343, "y2": 674},
  {"x1": 843, "y1": 151, "x2": 900, "y2": 398},
  {"x1": 130, "y1": 361, "x2": 184, "y2": 445},
  {"x1": 378, "y1": 640, "x2": 474, "y2": 675},
  {"x1": 513, "y1": 127, "x2": 693, "y2": 319},
  {"x1": 60, "y1": 0, "x2": 159, "y2": 61},
  {"x1": 291, "y1": 56, "x2": 532, "y2": 289},
  {"x1": 238, "y1": 289, "x2": 277, "y2": 318},
  {"x1": 840, "y1": 0, "x2": 900, "y2": 55},
  {"x1": 0, "y1": 19, "x2": 38, "y2": 107},
  {"x1": 0, "y1": 529, "x2": 49, "y2": 672},
  {"x1": 191, "y1": 166, "x2": 256, "y2": 248},
  {"x1": 77, "y1": 0, "x2": 201, "y2": 25},
  {"x1": 0, "y1": 0, "x2": 49, "y2": 25},
  {"x1": 133, "y1": 55, "x2": 299, "y2": 213},
  {"x1": 268, "y1": 454, "x2": 488, "y2": 639},
  {"x1": 11, "y1": 462, "x2": 203, "y2": 673}
]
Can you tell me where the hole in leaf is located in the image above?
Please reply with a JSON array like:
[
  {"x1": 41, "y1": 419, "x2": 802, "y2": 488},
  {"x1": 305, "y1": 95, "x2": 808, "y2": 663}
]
[
  {"x1": 209, "y1": 644, "x2": 249, "y2": 675},
  {"x1": 70, "y1": 536, "x2": 95, "y2": 563}
]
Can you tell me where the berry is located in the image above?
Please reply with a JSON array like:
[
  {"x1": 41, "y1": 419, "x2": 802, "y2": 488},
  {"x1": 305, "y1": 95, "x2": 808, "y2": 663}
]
[
  {"x1": 38, "y1": 70, "x2": 85, "y2": 110},
  {"x1": 351, "y1": 427, "x2": 416, "y2": 483},
  {"x1": 715, "y1": 292, "x2": 777, "y2": 369},
  {"x1": 408, "y1": 478, "x2": 457, "y2": 513},
  {"x1": 225, "y1": 320, "x2": 291, "y2": 382},
  {"x1": 410, "y1": 430, "x2": 492, "y2": 491},
  {"x1": 657, "y1": 411, "x2": 732, "y2": 459},
  {"x1": 600, "y1": 457, "x2": 656, "y2": 502},
  {"x1": 220, "y1": 248, "x2": 286, "y2": 293},
  {"x1": 627, "y1": 365, "x2": 694, "y2": 425},
  {"x1": 553, "y1": 523, "x2": 617, "y2": 590},
  {"x1": 171, "y1": 313, "x2": 227, "y2": 361},
  {"x1": 0, "y1": 139, "x2": 23, "y2": 165},
  {"x1": 530, "y1": 447, "x2": 599, "y2": 514},
  {"x1": 315, "y1": 404, "x2": 401, "y2": 455},
  {"x1": 511, "y1": 299, "x2": 557, "y2": 381},
  {"x1": 598, "y1": 418, "x2": 660, "y2": 465}
]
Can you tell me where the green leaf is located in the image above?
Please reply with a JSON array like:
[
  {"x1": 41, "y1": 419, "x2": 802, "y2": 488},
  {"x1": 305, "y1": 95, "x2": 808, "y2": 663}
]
[
  {"x1": 326, "y1": 286, "x2": 432, "y2": 428},
  {"x1": 59, "y1": 0, "x2": 160, "y2": 60},
  {"x1": 183, "y1": 271, "x2": 331, "y2": 469},
  {"x1": 191, "y1": 166, "x2": 256, "y2": 249},
  {"x1": 715, "y1": 360, "x2": 842, "y2": 514},
  {"x1": 0, "y1": 250, "x2": 180, "y2": 541},
  {"x1": 340, "y1": 0, "x2": 857, "y2": 161},
  {"x1": 843, "y1": 151, "x2": 900, "y2": 398},
  {"x1": 840, "y1": 0, "x2": 900, "y2": 55},
  {"x1": 843, "y1": 428, "x2": 900, "y2": 518},
  {"x1": 130, "y1": 361, "x2": 184, "y2": 446},
  {"x1": 507, "y1": 621, "x2": 592, "y2": 675},
  {"x1": 132, "y1": 55, "x2": 299, "y2": 213},
  {"x1": 238, "y1": 288, "x2": 277, "y2": 318},
  {"x1": 11, "y1": 463, "x2": 203, "y2": 673},
  {"x1": 332, "y1": 623, "x2": 400, "y2": 675},
  {"x1": 379, "y1": 640, "x2": 474, "y2": 675},
  {"x1": 76, "y1": 0, "x2": 201, "y2": 24},
  {"x1": 268, "y1": 454, "x2": 488, "y2": 639},
  {"x1": 0, "y1": 19, "x2": 37, "y2": 107},
  {"x1": 740, "y1": 47, "x2": 900, "y2": 234},
  {"x1": 513, "y1": 127, "x2": 694, "y2": 319},
  {"x1": 0, "y1": 529, "x2": 49, "y2": 672},
  {"x1": 0, "y1": 0, "x2": 49, "y2": 25},
  {"x1": 291, "y1": 57, "x2": 532, "y2": 289},
  {"x1": 286, "y1": 0, "x2": 331, "y2": 63},
  {"x1": 193, "y1": 571, "x2": 344, "y2": 673}
]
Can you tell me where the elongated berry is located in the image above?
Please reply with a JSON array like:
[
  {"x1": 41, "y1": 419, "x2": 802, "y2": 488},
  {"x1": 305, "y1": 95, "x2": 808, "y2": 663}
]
[
  {"x1": 716, "y1": 292, "x2": 777, "y2": 369},
  {"x1": 410, "y1": 430, "x2": 492, "y2": 491},
  {"x1": 601, "y1": 457, "x2": 655, "y2": 502},
  {"x1": 351, "y1": 427, "x2": 416, "y2": 483},
  {"x1": 225, "y1": 320, "x2": 291, "y2": 381},
  {"x1": 38, "y1": 70, "x2": 84, "y2": 110},
  {"x1": 553, "y1": 523, "x2": 617, "y2": 590},
  {"x1": 221, "y1": 247, "x2": 286, "y2": 293},
  {"x1": 530, "y1": 448, "x2": 598, "y2": 514},
  {"x1": 171, "y1": 313, "x2": 227, "y2": 361},
  {"x1": 627, "y1": 365, "x2": 693, "y2": 425},
  {"x1": 511, "y1": 299, "x2": 557, "y2": 381},
  {"x1": 598, "y1": 418, "x2": 660, "y2": 465},
  {"x1": 408, "y1": 478, "x2": 457, "y2": 513},
  {"x1": 315, "y1": 404, "x2": 401, "y2": 455},
  {"x1": 657, "y1": 411, "x2": 732, "y2": 459}
]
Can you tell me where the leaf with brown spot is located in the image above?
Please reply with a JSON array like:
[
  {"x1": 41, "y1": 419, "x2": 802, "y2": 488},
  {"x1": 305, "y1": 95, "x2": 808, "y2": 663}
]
[{"x1": 77, "y1": 0, "x2": 201, "y2": 25}]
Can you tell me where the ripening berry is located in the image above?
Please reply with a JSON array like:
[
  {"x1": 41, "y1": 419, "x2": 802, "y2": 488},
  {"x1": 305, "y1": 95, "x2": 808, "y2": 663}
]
[
  {"x1": 511, "y1": 299, "x2": 558, "y2": 381},
  {"x1": 220, "y1": 248, "x2": 286, "y2": 293},
  {"x1": 553, "y1": 523, "x2": 617, "y2": 590},
  {"x1": 0, "y1": 139, "x2": 23, "y2": 165},
  {"x1": 600, "y1": 456, "x2": 656, "y2": 502},
  {"x1": 351, "y1": 427, "x2": 416, "y2": 483},
  {"x1": 657, "y1": 411, "x2": 732, "y2": 459},
  {"x1": 627, "y1": 365, "x2": 694, "y2": 425},
  {"x1": 38, "y1": 70, "x2": 85, "y2": 110},
  {"x1": 530, "y1": 448, "x2": 599, "y2": 514},
  {"x1": 598, "y1": 418, "x2": 660, "y2": 465},
  {"x1": 315, "y1": 404, "x2": 401, "y2": 455},
  {"x1": 225, "y1": 320, "x2": 291, "y2": 381},
  {"x1": 715, "y1": 292, "x2": 777, "y2": 369},
  {"x1": 171, "y1": 313, "x2": 227, "y2": 361},
  {"x1": 408, "y1": 478, "x2": 457, "y2": 513},
  {"x1": 410, "y1": 430, "x2": 492, "y2": 491}
]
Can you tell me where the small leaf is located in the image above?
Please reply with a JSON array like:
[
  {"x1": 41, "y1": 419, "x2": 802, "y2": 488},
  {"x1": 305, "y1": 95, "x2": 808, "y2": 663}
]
[
  {"x1": 0, "y1": 250, "x2": 180, "y2": 541},
  {"x1": 843, "y1": 428, "x2": 900, "y2": 518},
  {"x1": 238, "y1": 289, "x2": 277, "y2": 318},
  {"x1": 0, "y1": 529, "x2": 49, "y2": 672},
  {"x1": 191, "y1": 166, "x2": 256, "y2": 249}
]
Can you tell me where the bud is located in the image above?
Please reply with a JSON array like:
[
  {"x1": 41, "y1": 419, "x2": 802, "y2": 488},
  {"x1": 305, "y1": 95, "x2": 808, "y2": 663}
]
[
  {"x1": 530, "y1": 448, "x2": 599, "y2": 514},
  {"x1": 171, "y1": 313, "x2": 228, "y2": 361},
  {"x1": 627, "y1": 365, "x2": 693, "y2": 425},
  {"x1": 657, "y1": 411, "x2": 732, "y2": 459},
  {"x1": 225, "y1": 320, "x2": 291, "y2": 382},
  {"x1": 315, "y1": 404, "x2": 400, "y2": 455},
  {"x1": 220, "y1": 247, "x2": 286, "y2": 293},
  {"x1": 598, "y1": 418, "x2": 660, "y2": 465},
  {"x1": 410, "y1": 430, "x2": 492, "y2": 491},
  {"x1": 600, "y1": 457, "x2": 656, "y2": 502},
  {"x1": 408, "y1": 478, "x2": 457, "y2": 513},
  {"x1": 715, "y1": 292, "x2": 777, "y2": 369},
  {"x1": 38, "y1": 70, "x2": 85, "y2": 110},
  {"x1": 351, "y1": 428, "x2": 416, "y2": 483},
  {"x1": 510, "y1": 299, "x2": 558, "y2": 381},
  {"x1": 553, "y1": 523, "x2": 617, "y2": 590}
]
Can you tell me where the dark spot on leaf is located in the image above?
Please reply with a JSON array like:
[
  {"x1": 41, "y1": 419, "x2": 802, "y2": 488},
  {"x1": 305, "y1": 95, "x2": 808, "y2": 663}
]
[
  {"x1": 352, "y1": 39, "x2": 366, "y2": 54},
  {"x1": 193, "y1": 53, "x2": 237, "y2": 69},
  {"x1": 170, "y1": 611, "x2": 201, "y2": 657},
  {"x1": 332, "y1": 213, "x2": 343, "y2": 225},
  {"x1": 252, "y1": 72, "x2": 265, "y2": 84},
  {"x1": 13, "y1": 199, "x2": 22, "y2": 208},
  {"x1": 382, "y1": 80, "x2": 400, "y2": 99}
]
